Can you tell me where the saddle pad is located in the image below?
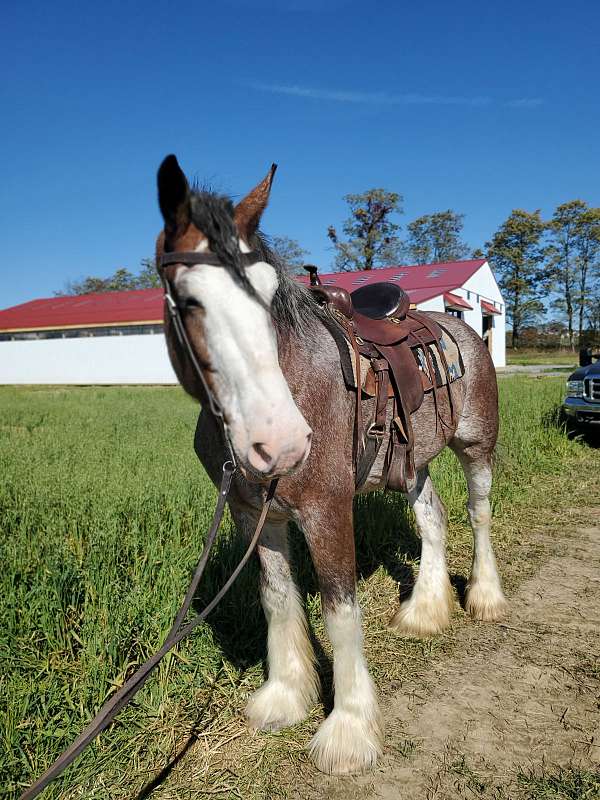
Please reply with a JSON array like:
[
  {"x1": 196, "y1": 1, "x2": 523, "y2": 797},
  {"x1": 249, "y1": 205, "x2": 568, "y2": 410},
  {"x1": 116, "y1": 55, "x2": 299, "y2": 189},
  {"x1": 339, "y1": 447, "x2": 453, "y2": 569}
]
[
  {"x1": 413, "y1": 327, "x2": 464, "y2": 389},
  {"x1": 344, "y1": 325, "x2": 464, "y2": 395}
]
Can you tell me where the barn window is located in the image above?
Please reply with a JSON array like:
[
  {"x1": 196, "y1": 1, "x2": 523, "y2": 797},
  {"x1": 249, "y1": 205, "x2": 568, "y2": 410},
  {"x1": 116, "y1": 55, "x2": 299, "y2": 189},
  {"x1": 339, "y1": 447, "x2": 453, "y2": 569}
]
[{"x1": 0, "y1": 324, "x2": 165, "y2": 341}]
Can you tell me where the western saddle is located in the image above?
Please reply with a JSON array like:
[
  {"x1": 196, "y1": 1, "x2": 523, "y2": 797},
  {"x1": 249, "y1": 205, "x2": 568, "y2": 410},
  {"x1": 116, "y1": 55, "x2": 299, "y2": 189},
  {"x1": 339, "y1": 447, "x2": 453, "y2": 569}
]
[{"x1": 304, "y1": 265, "x2": 456, "y2": 493}]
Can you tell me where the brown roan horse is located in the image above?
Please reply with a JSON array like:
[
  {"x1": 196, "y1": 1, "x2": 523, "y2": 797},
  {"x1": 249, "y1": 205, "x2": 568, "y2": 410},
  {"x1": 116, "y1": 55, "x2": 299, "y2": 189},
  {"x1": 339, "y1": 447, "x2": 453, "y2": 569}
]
[{"x1": 156, "y1": 155, "x2": 507, "y2": 775}]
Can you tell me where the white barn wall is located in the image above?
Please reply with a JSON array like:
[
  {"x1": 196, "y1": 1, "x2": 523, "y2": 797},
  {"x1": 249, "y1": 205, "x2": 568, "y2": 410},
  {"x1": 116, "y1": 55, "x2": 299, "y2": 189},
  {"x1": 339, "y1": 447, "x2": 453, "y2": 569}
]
[
  {"x1": 415, "y1": 296, "x2": 444, "y2": 313},
  {"x1": 461, "y1": 261, "x2": 506, "y2": 368},
  {"x1": 0, "y1": 334, "x2": 178, "y2": 384}
]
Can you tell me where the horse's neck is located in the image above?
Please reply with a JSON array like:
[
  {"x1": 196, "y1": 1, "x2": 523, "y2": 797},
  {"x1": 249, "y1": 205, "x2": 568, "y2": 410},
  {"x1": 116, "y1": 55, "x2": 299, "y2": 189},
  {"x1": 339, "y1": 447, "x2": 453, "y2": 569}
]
[{"x1": 277, "y1": 313, "x2": 342, "y2": 389}]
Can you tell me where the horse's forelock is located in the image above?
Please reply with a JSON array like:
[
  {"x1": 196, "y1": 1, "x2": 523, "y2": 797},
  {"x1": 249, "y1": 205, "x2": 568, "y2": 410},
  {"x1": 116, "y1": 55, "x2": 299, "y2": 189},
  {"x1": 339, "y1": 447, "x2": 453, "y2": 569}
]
[
  {"x1": 189, "y1": 190, "x2": 256, "y2": 297},
  {"x1": 188, "y1": 188, "x2": 321, "y2": 331}
]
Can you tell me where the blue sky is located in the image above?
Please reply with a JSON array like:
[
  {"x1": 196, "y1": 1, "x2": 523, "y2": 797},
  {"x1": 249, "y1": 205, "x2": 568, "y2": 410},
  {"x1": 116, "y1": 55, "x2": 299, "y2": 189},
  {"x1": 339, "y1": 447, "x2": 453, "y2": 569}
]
[{"x1": 2, "y1": 0, "x2": 599, "y2": 308}]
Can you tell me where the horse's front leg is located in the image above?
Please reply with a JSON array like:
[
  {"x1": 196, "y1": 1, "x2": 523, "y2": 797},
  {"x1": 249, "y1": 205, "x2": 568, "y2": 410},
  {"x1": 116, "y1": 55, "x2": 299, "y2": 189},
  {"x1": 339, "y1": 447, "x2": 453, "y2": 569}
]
[
  {"x1": 233, "y1": 512, "x2": 319, "y2": 731},
  {"x1": 300, "y1": 500, "x2": 383, "y2": 774}
]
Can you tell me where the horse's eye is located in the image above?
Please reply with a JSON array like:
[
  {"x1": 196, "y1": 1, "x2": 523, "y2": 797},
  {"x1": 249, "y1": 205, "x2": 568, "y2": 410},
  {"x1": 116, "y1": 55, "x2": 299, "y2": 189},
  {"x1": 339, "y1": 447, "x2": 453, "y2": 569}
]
[{"x1": 182, "y1": 296, "x2": 203, "y2": 311}]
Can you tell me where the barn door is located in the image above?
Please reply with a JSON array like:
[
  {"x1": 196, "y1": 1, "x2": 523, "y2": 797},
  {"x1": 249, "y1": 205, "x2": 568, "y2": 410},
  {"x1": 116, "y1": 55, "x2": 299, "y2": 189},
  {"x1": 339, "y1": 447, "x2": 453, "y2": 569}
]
[{"x1": 482, "y1": 314, "x2": 493, "y2": 352}]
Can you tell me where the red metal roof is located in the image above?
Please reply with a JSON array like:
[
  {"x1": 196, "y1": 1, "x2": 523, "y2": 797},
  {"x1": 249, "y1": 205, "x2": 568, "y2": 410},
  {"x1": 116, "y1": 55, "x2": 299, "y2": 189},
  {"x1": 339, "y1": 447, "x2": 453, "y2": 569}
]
[
  {"x1": 481, "y1": 299, "x2": 501, "y2": 315},
  {"x1": 443, "y1": 291, "x2": 473, "y2": 311},
  {"x1": 0, "y1": 260, "x2": 486, "y2": 332},
  {"x1": 0, "y1": 289, "x2": 165, "y2": 331},
  {"x1": 297, "y1": 260, "x2": 485, "y2": 305}
]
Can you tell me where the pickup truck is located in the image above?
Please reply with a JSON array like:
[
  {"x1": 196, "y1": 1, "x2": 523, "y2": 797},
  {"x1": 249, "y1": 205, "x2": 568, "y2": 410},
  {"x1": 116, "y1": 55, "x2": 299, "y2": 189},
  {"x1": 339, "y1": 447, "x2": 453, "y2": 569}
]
[{"x1": 563, "y1": 353, "x2": 600, "y2": 426}]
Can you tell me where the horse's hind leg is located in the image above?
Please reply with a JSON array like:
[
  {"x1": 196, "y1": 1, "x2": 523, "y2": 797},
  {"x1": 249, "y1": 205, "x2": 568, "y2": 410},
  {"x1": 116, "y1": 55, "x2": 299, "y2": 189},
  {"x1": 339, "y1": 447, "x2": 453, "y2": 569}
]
[
  {"x1": 455, "y1": 453, "x2": 507, "y2": 621},
  {"x1": 237, "y1": 514, "x2": 319, "y2": 731},
  {"x1": 389, "y1": 468, "x2": 455, "y2": 636}
]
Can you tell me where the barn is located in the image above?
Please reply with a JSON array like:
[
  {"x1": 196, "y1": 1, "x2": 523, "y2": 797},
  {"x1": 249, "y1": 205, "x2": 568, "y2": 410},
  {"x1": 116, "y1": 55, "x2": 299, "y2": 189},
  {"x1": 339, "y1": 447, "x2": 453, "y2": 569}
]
[{"x1": 0, "y1": 259, "x2": 504, "y2": 384}]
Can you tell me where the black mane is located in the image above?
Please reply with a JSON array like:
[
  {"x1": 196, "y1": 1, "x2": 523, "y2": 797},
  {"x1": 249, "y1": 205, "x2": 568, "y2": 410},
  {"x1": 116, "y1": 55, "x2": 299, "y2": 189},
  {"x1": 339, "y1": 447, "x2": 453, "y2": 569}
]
[{"x1": 189, "y1": 188, "x2": 321, "y2": 330}]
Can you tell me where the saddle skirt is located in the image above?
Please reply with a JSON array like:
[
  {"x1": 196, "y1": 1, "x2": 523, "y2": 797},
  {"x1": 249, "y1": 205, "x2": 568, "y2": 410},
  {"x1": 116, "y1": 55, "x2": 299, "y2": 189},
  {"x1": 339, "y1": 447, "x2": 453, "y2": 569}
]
[{"x1": 345, "y1": 327, "x2": 464, "y2": 397}]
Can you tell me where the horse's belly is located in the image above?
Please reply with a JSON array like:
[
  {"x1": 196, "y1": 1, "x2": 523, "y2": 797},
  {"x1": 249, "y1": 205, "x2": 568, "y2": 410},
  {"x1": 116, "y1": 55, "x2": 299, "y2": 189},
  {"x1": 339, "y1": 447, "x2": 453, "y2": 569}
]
[{"x1": 357, "y1": 384, "x2": 462, "y2": 495}]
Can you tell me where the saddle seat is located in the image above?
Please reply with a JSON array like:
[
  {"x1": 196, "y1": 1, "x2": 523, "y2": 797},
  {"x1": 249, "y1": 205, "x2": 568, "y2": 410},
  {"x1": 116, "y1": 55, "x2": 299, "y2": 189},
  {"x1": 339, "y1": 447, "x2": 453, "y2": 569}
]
[
  {"x1": 309, "y1": 281, "x2": 440, "y2": 348},
  {"x1": 350, "y1": 281, "x2": 410, "y2": 320}
]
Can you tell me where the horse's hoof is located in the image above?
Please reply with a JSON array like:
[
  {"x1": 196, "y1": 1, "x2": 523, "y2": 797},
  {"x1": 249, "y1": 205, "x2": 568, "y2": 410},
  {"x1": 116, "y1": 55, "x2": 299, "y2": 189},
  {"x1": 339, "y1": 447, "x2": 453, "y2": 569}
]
[
  {"x1": 465, "y1": 580, "x2": 508, "y2": 622},
  {"x1": 309, "y1": 709, "x2": 382, "y2": 774},
  {"x1": 245, "y1": 679, "x2": 316, "y2": 732},
  {"x1": 389, "y1": 582, "x2": 454, "y2": 637}
]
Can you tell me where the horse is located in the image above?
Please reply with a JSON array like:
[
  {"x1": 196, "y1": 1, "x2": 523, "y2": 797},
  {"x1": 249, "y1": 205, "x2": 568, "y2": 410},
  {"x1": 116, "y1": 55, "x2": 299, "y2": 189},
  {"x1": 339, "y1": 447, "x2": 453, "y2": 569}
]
[{"x1": 155, "y1": 155, "x2": 507, "y2": 775}]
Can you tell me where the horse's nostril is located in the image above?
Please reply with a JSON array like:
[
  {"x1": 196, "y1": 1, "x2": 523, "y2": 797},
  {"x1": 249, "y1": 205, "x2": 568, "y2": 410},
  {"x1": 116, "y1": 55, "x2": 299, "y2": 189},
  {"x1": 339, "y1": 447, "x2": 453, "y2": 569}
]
[{"x1": 250, "y1": 442, "x2": 274, "y2": 469}]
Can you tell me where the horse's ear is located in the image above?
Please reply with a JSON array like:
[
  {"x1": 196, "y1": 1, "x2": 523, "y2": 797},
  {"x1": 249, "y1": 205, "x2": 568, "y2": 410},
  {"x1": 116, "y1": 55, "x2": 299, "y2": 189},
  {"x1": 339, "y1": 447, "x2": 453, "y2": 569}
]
[
  {"x1": 157, "y1": 155, "x2": 190, "y2": 232},
  {"x1": 234, "y1": 163, "x2": 277, "y2": 241}
]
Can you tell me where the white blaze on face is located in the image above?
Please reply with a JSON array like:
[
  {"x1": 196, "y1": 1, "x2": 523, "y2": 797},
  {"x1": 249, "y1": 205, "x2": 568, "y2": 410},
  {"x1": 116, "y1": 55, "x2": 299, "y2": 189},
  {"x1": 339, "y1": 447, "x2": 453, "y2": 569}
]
[{"x1": 174, "y1": 255, "x2": 312, "y2": 476}]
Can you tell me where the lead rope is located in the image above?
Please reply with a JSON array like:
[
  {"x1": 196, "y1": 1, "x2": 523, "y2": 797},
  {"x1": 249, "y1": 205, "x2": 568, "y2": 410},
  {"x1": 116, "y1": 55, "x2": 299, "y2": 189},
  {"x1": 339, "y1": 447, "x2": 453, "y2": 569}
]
[
  {"x1": 19, "y1": 267, "x2": 278, "y2": 799},
  {"x1": 20, "y1": 467, "x2": 278, "y2": 800}
]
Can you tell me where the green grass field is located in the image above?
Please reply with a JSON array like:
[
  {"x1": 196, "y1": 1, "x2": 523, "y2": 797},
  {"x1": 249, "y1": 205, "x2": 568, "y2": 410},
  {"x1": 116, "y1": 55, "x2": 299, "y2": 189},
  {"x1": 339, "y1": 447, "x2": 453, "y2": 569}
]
[
  {"x1": 506, "y1": 348, "x2": 577, "y2": 366},
  {"x1": 1, "y1": 379, "x2": 598, "y2": 799}
]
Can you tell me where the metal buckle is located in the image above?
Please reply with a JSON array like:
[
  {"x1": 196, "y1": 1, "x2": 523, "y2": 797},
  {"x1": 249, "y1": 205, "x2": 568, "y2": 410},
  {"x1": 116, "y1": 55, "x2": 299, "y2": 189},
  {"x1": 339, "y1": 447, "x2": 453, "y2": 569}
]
[{"x1": 366, "y1": 422, "x2": 385, "y2": 439}]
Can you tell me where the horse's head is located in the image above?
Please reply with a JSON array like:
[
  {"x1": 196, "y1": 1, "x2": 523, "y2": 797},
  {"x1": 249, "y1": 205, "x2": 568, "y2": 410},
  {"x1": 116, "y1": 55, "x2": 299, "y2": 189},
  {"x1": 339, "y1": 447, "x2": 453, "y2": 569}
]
[{"x1": 156, "y1": 155, "x2": 312, "y2": 480}]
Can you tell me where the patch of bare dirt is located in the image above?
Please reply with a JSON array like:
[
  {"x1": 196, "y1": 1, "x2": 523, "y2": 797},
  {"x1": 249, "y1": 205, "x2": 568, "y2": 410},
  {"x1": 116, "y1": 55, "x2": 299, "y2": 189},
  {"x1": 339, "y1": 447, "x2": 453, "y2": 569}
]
[{"x1": 300, "y1": 514, "x2": 600, "y2": 799}]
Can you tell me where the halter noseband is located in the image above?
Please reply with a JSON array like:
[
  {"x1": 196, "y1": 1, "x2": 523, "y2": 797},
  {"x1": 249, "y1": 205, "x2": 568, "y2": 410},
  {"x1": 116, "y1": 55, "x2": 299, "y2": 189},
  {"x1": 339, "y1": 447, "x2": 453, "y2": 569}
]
[{"x1": 156, "y1": 250, "x2": 263, "y2": 463}]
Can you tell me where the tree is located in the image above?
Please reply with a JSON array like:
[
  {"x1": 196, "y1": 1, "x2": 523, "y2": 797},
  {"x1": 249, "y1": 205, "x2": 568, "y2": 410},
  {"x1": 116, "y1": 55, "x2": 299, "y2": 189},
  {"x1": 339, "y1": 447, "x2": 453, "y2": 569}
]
[
  {"x1": 405, "y1": 210, "x2": 470, "y2": 264},
  {"x1": 270, "y1": 235, "x2": 310, "y2": 275},
  {"x1": 545, "y1": 201, "x2": 587, "y2": 348},
  {"x1": 585, "y1": 284, "x2": 600, "y2": 336},
  {"x1": 55, "y1": 260, "x2": 160, "y2": 295},
  {"x1": 545, "y1": 201, "x2": 600, "y2": 347},
  {"x1": 136, "y1": 258, "x2": 161, "y2": 288},
  {"x1": 485, "y1": 210, "x2": 546, "y2": 349},
  {"x1": 573, "y1": 207, "x2": 600, "y2": 340},
  {"x1": 327, "y1": 188, "x2": 403, "y2": 271}
]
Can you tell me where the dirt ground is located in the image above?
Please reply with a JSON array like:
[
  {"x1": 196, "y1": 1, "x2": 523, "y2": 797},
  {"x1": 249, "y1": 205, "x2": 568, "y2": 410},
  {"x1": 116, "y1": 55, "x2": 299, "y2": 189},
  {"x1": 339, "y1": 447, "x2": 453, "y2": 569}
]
[{"x1": 298, "y1": 512, "x2": 600, "y2": 799}]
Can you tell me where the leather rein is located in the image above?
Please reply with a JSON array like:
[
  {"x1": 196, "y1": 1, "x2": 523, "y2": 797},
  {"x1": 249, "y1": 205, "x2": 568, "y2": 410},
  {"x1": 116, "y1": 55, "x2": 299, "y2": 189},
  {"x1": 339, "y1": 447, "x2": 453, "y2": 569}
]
[{"x1": 20, "y1": 249, "x2": 277, "y2": 800}]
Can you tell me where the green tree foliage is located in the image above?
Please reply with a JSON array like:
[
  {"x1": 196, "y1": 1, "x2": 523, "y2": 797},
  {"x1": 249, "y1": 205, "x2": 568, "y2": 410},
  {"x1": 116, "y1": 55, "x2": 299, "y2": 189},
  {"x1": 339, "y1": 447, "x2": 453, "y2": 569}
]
[
  {"x1": 136, "y1": 258, "x2": 161, "y2": 288},
  {"x1": 405, "y1": 210, "x2": 469, "y2": 264},
  {"x1": 55, "y1": 260, "x2": 160, "y2": 295},
  {"x1": 270, "y1": 235, "x2": 310, "y2": 274},
  {"x1": 546, "y1": 202, "x2": 600, "y2": 346},
  {"x1": 585, "y1": 284, "x2": 600, "y2": 336},
  {"x1": 486, "y1": 210, "x2": 546, "y2": 349},
  {"x1": 327, "y1": 189, "x2": 403, "y2": 271},
  {"x1": 545, "y1": 201, "x2": 584, "y2": 348},
  {"x1": 575, "y1": 207, "x2": 600, "y2": 341}
]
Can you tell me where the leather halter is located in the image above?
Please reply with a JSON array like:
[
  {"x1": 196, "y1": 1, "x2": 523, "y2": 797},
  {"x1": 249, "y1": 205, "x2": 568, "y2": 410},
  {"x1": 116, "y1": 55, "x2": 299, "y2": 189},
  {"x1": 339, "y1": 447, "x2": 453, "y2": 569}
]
[
  {"x1": 159, "y1": 250, "x2": 262, "y2": 268},
  {"x1": 156, "y1": 249, "x2": 262, "y2": 450}
]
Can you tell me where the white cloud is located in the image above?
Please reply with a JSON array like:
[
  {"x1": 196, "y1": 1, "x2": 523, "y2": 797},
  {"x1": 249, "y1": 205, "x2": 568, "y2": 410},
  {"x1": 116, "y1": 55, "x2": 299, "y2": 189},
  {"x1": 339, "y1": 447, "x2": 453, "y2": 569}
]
[
  {"x1": 505, "y1": 97, "x2": 544, "y2": 108},
  {"x1": 249, "y1": 82, "x2": 544, "y2": 109},
  {"x1": 249, "y1": 82, "x2": 492, "y2": 107}
]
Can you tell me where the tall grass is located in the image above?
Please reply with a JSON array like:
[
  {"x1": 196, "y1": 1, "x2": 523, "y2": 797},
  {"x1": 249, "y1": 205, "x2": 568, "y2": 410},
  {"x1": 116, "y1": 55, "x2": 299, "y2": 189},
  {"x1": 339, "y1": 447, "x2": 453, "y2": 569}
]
[{"x1": 0, "y1": 378, "x2": 591, "y2": 798}]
